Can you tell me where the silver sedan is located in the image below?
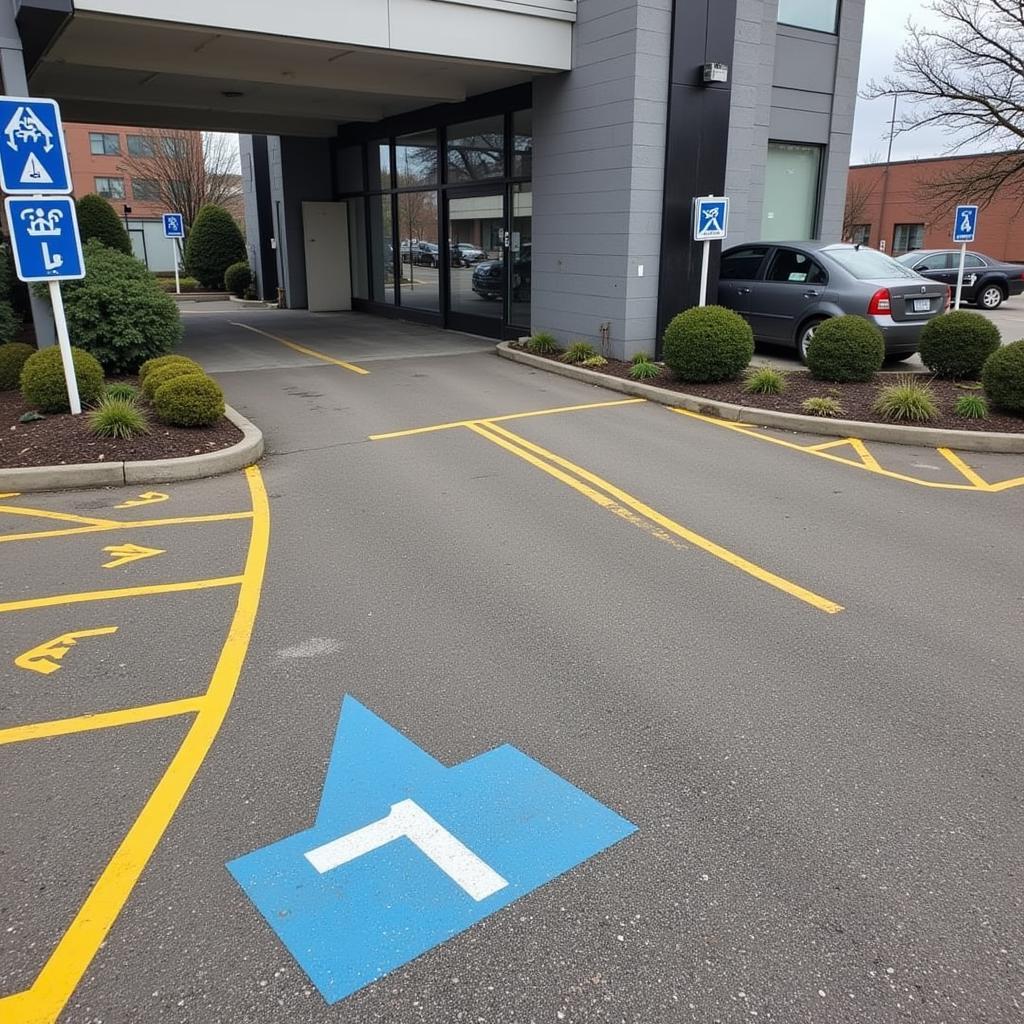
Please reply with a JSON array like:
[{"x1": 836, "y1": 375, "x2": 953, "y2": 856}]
[{"x1": 716, "y1": 242, "x2": 949, "y2": 362}]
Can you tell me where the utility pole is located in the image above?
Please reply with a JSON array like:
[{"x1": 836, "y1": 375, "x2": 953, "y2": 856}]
[{"x1": 875, "y1": 94, "x2": 898, "y2": 253}]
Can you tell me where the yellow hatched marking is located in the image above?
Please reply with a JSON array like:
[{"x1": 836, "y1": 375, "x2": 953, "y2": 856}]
[
  {"x1": 936, "y1": 448, "x2": 992, "y2": 490},
  {"x1": 474, "y1": 422, "x2": 843, "y2": 615},
  {"x1": 0, "y1": 466, "x2": 270, "y2": 1024},
  {"x1": 0, "y1": 491, "x2": 20, "y2": 498},
  {"x1": 847, "y1": 438, "x2": 883, "y2": 472},
  {"x1": 0, "y1": 510, "x2": 253, "y2": 545},
  {"x1": 805, "y1": 438, "x2": 862, "y2": 453},
  {"x1": 0, "y1": 576, "x2": 242, "y2": 615},
  {"x1": 0, "y1": 503, "x2": 119, "y2": 527},
  {"x1": 0, "y1": 697, "x2": 204, "y2": 747},
  {"x1": 231, "y1": 321, "x2": 369, "y2": 375}
]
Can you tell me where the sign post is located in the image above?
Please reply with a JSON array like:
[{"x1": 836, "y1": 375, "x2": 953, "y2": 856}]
[
  {"x1": 693, "y1": 196, "x2": 729, "y2": 306},
  {"x1": 0, "y1": 97, "x2": 84, "y2": 413},
  {"x1": 952, "y1": 204, "x2": 978, "y2": 311},
  {"x1": 162, "y1": 213, "x2": 185, "y2": 294}
]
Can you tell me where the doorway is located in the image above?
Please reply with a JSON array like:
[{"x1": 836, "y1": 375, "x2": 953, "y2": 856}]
[{"x1": 302, "y1": 201, "x2": 352, "y2": 312}]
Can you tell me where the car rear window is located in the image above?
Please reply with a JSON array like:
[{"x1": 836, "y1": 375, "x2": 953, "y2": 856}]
[{"x1": 825, "y1": 248, "x2": 919, "y2": 280}]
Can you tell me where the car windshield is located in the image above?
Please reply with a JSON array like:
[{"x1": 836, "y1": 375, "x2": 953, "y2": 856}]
[{"x1": 825, "y1": 247, "x2": 919, "y2": 280}]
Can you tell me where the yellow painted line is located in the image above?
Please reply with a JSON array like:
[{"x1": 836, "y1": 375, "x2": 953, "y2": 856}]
[
  {"x1": 0, "y1": 466, "x2": 270, "y2": 1024},
  {"x1": 0, "y1": 696, "x2": 204, "y2": 747},
  {"x1": 989, "y1": 475, "x2": 1024, "y2": 492},
  {"x1": 15, "y1": 627, "x2": 119, "y2": 676},
  {"x1": 0, "y1": 491, "x2": 19, "y2": 498},
  {"x1": 475, "y1": 422, "x2": 843, "y2": 615},
  {"x1": 805, "y1": 438, "x2": 860, "y2": 453},
  {"x1": 0, "y1": 575, "x2": 243, "y2": 615},
  {"x1": 0, "y1": 510, "x2": 253, "y2": 545},
  {"x1": 847, "y1": 438, "x2": 883, "y2": 472},
  {"x1": 231, "y1": 321, "x2": 369, "y2": 375},
  {"x1": 370, "y1": 398, "x2": 646, "y2": 441},
  {"x1": 936, "y1": 448, "x2": 993, "y2": 490},
  {"x1": 0, "y1": 503, "x2": 119, "y2": 527}
]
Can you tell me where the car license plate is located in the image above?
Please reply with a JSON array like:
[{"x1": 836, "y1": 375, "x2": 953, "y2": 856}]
[{"x1": 913, "y1": 298, "x2": 931, "y2": 312}]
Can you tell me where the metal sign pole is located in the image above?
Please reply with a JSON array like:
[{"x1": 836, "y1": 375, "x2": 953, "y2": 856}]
[
  {"x1": 47, "y1": 279, "x2": 81, "y2": 414},
  {"x1": 173, "y1": 237, "x2": 181, "y2": 295},
  {"x1": 954, "y1": 241, "x2": 967, "y2": 310},
  {"x1": 699, "y1": 240, "x2": 711, "y2": 307}
]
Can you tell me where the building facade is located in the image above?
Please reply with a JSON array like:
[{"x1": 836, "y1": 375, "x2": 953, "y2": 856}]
[
  {"x1": 846, "y1": 154, "x2": 1024, "y2": 262},
  {"x1": 15, "y1": 0, "x2": 864, "y2": 358}
]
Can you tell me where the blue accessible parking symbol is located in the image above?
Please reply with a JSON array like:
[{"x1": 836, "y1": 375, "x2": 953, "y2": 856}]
[
  {"x1": 162, "y1": 213, "x2": 185, "y2": 238},
  {"x1": 953, "y1": 204, "x2": 978, "y2": 243},
  {"x1": 227, "y1": 696, "x2": 636, "y2": 1004},
  {"x1": 5, "y1": 197, "x2": 84, "y2": 282}
]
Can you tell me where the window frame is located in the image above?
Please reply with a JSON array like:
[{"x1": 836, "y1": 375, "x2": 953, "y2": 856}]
[
  {"x1": 764, "y1": 247, "x2": 829, "y2": 286},
  {"x1": 94, "y1": 175, "x2": 126, "y2": 200},
  {"x1": 762, "y1": 140, "x2": 825, "y2": 241},
  {"x1": 126, "y1": 134, "x2": 156, "y2": 158},
  {"x1": 719, "y1": 245, "x2": 772, "y2": 282},
  {"x1": 89, "y1": 132, "x2": 121, "y2": 156},
  {"x1": 892, "y1": 223, "x2": 926, "y2": 256},
  {"x1": 777, "y1": 0, "x2": 840, "y2": 34},
  {"x1": 131, "y1": 177, "x2": 161, "y2": 201}
]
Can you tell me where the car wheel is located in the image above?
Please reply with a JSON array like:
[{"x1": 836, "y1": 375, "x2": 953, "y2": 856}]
[
  {"x1": 797, "y1": 318, "x2": 827, "y2": 364},
  {"x1": 978, "y1": 284, "x2": 1003, "y2": 310}
]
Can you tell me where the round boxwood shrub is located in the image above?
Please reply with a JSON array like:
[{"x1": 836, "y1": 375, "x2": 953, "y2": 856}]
[
  {"x1": 224, "y1": 261, "x2": 252, "y2": 297},
  {"x1": 184, "y1": 205, "x2": 246, "y2": 290},
  {"x1": 805, "y1": 315, "x2": 884, "y2": 382},
  {"x1": 918, "y1": 310, "x2": 1000, "y2": 379},
  {"x1": 153, "y1": 373, "x2": 225, "y2": 427},
  {"x1": 54, "y1": 240, "x2": 183, "y2": 374},
  {"x1": 20, "y1": 345, "x2": 104, "y2": 413},
  {"x1": 139, "y1": 353, "x2": 200, "y2": 384},
  {"x1": 0, "y1": 342, "x2": 35, "y2": 391},
  {"x1": 75, "y1": 194, "x2": 132, "y2": 255},
  {"x1": 662, "y1": 305, "x2": 754, "y2": 382},
  {"x1": 981, "y1": 339, "x2": 1024, "y2": 414},
  {"x1": 142, "y1": 359, "x2": 203, "y2": 399}
]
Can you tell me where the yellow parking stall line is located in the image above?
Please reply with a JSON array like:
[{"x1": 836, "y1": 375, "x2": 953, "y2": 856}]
[
  {"x1": 0, "y1": 575, "x2": 243, "y2": 615},
  {"x1": 369, "y1": 397, "x2": 646, "y2": 441},
  {"x1": 936, "y1": 448, "x2": 993, "y2": 490},
  {"x1": 805, "y1": 438, "x2": 861, "y2": 453},
  {"x1": 474, "y1": 422, "x2": 843, "y2": 615},
  {"x1": 847, "y1": 438, "x2": 883, "y2": 472},
  {"x1": 0, "y1": 503, "x2": 120, "y2": 528},
  {"x1": 0, "y1": 696, "x2": 204, "y2": 747},
  {"x1": 231, "y1": 321, "x2": 369, "y2": 375},
  {"x1": 0, "y1": 491, "x2": 20, "y2": 498},
  {"x1": 0, "y1": 510, "x2": 254, "y2": 545},
  {"x1": 989, "y1": 474, "x2": 1024, "y2": 492}
]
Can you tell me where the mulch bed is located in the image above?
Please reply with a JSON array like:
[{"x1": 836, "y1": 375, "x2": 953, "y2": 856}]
[
  {"x1": 513, "y1": 347, "x2": 1024, "y2": 434},
  {"x1": 0, "y1": 380, "x2": 243, "y2": 469}
]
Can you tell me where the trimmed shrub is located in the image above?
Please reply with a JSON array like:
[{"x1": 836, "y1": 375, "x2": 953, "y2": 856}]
[
  {"x1": 561, "y1": 341, "x2": 598, "y2": 364},
  {"x1": 871, "y1": 376, "x2": 939, "y2": 422},
  {"x1": 20, "y1": 345, "x2": 104, "y2": 413},
  {"x1": 87, "y1": 396, "x2": 149, "y2": 439},
  {"x1": 224, "y1": 261, "x2": 252, "y2": 297},
  {"x1": 742, "y1": 366, "x2": 787, "y2": 395},
  {"x1": 629, "y1": 360, "x2": 661, "y2": 381},
  {"x1": 982, "y1": 339, "x2": 1024, "y2": 413},
  {"x1": 75, "y1": 194, "x2": 132, "y2": 255},
  {"x1": 527, "y1": 331, "x2": 559, "y2": 355},
  {"x1": 918, "y1": 310, "x2": 1000, "y2": 379},
  {"x1": 801, "y1": 396, "x2": 843, "y2": 418},
  {"x1": 953, "y1": 393, "x2": 988, "y2": 420},
  {"x1": 142, "y1": 359, "x2": 202, "y2": 399},
  {"x1": 55, "y1": 240, "x2": 182, "y2": 374},
  {"x1": 184, "y1": 205, "x2": 246, "y2": 289},
  {"x1": 662, "y1": 305, "x2": 754, "y2": 383},
  {"x1": 139, "y1": 354, "x2": 200, "y2": 383},
  {"x1": 0, "y1": 342, "x2": 35, "y2": 391},
  {"x1": 153, "y1": 373, "x2": 225, "y2": 427},
  {"x1": 805, "y1": 315, "x2": 884, "y2": 383},
  {"x1": 156, "y1": 276, "x2": 201, "y2": 293}
]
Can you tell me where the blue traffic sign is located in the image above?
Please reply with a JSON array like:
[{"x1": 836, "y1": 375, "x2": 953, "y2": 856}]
[
  {"x1": 0, "y1": 97, "x2": 72, "y2": 194},
  {"x1": 162, "y1": 213, "x2": 185, "y2": 238},
  {"x1": 228, "y1": 696, "x2": 636, "y2": 1004},
  {"x1": 694, "y1": 196, "x2": 729, "y2": 241},
  {"x1": 953, "y1": 204, "x2": 978, "y2": 243},
  {"x1": 5, "y1": 197, "x2": 84, "y2": 282}
]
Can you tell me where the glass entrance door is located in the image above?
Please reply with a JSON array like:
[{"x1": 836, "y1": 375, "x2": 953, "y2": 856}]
[{"x1": 446, "y1": 186, "x2": 506, "y2": 336}]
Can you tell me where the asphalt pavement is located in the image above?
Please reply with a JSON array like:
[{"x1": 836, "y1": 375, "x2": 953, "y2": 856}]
[{"x1": 3, "y1": 310, "x2": 1024, "y2": 1023}]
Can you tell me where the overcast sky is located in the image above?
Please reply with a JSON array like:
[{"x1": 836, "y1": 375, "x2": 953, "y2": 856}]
[{"x1": 852, "y1": 0, "x2": 957, "y2": 164}]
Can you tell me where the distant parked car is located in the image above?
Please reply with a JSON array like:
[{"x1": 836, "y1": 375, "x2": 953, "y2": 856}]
[
  {"x1": 400, "y1": 240, "x2": 466, "y2": 268},
  {"x1": 716, "y1": 241, "x2": 949, "y2": 361},
  {"x1": 454, "y1": 242, "x2": 488, "y2": 263},
  {"x1": 894, "y1": 249, "x2": 1024, "y2": 310},
  {"x1": 472, "y1": 246, "x2": 531, "y2": 301}
]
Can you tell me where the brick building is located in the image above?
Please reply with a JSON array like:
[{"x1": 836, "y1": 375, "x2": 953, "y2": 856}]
[{"x1": 846, "y1": 154, "x2": 1024, "y2": 262}]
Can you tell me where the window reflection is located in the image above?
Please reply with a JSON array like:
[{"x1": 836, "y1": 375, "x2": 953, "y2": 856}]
[
  {"x1": 447, "y1": 116, "x2": 504, "y2": 183},
  {"x1": 396, "y1": 130, "x2": 438, "y2": 188}
]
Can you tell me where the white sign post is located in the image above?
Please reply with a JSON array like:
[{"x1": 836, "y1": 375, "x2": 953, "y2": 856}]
[
  {"x1": 693, "y1": 196, "x2": 730, "y2": 306},
  {"x1": 952, "y1": 204, "x2": 978, "y2": 311},
  {"x1": 162, "y1": 213, "x2": 185, "y2": 295}
]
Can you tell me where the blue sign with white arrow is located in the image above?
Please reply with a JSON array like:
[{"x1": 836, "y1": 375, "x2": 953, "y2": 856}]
[
  {"x1": 227, "y1": 696, "x2": 636, "y2": 1004},
  {"x1": 5, "y1": 196, "x2": 84, "y2": 282},
  {"x1": 694, "y1": 196, "x2": 730, "y2": 241},
  {"x1": 0, "y1": 97, "x2": 72, "y2": 194},
  {"x1": 953, "y1": 204, "x2": 978, "y2": 243},
  {"x1": 162, "y1": 213, "x2": 185, "y2": 238}
]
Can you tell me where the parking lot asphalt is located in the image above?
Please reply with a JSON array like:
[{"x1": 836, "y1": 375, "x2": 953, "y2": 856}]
[{"x1": 3, "y1": 310, "x2": 1024, "y2": 1023}]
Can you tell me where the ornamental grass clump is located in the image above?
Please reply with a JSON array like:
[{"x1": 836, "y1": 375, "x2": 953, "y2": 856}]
[
  {"x1": 561, "y1": 341, "x2": 598, "y2": 364},
  {"x1": 742, "y1": 366, "x2": 786, "y2": 395},
  {"x1": 527, "y1": 331, "x2": 559, "y2": 356},
  {"x1": 87, "y1": 396, "x2": 149, "y2": 439},
  {"x1": 953, "y1": 393, "x2": 988, "y2": 420},
  {"x1": 801, "y1": 396, "x2": 843, "y2": 418},
  {"x1": 871, "y1": 375, "x2": 939, "y2": 423},
  {"x1": 629, "y1": 360, "x2": 661, "y2": 381}
]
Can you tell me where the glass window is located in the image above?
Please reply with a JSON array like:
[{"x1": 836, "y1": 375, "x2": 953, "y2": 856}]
[
  {"x1": 371, "y1": 140, "x2": 391, "y2": 191},
  {"x1": 370, "y1": 194, "x2": 396, "y2": 304},
  {"x1": 777, "y1": 0, "x2": 838, "y2": 33},
  {"x1": 397, "y1": 190, "x2": 440, "y2": 311},
  {"x1": 395, "y1": 130, "x2": 438, "y2": 188},
  {"x1": 161, "y1": 136, "x2": 186, "y2": 159},
  {"x1": 761, "y1": 142, "x2": 821, "y2": 240},
  {"x1": 89, "y1": 132, "x2": 120, "y2": 156},
  {"x1": 512, "y1": 110, "x2": 532, "y2": 178},
  {"x1": 765, "y1": 248, "x2": 828, "y2": 285},
  {"x1": 720, "y1": 246, "x2": 770, "y2": 281},
  {"x1": 510, "y1": 183, "x2": 532, "y2": 327},
  {"x1": 337, "y1": 145, "x2": 364, "y2": 193},
  {"x1": 447, "y1": 116, "x2": 504, "y2": 183},
  {"x1": 825, "y1": 247, "x2": 919, "y2": 281},
  {"x1": 126, "y1": 134, "x2": 155, "y2": 157},
  {"x1": 347, "y1": 197, "x2": 369, "y2": 300},
  {"x1": 914, "y1": 253, "x2": 952, "y2": 271},
  {"x1": 892, "y1": 223, "x2": 925, "y2": 255},
  {"x1": 131, "y1": 178, "x2": 160, "y2": 201},
  {"x1": 963, "y1": 253, "x2": 986, "y2": 269},
  {"x1": 849, "y1": 224, "x2": 871, "y2": 246},
  {"x1": 94, "y1": 176, "x2": 125, "y2": 199}
]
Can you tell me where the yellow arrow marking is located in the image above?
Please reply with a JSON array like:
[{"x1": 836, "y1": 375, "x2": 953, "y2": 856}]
[
  {"x1": 115, "y1": 491, "x2": 169, "y2": 509},
  {"x1": 102, "y1": 543, "x2": 165, "y2": 568},
  {"x1": 14, "y1": 627, "x2": 119, "y2": 676}
]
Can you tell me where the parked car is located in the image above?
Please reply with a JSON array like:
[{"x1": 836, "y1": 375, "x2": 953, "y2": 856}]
[
  {"x1": 472, "y1": 245, "x2": 531, "y2": 301},
  {"x1": 716, "y1": 241, "x2": 949, "y2": 361},
  {"x1": 894, "y1": 249, "x2": 1024, "y2": 310},
  {"x1": 454, "y1": 242, "x2": 488, "y2": 263}
]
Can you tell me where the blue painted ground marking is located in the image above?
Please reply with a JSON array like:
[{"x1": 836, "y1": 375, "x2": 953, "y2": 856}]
[{"x1": 227, "y1": 696, "x2": 636, "y2": 1004}]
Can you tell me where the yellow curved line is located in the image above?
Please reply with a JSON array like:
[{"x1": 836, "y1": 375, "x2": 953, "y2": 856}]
[{"x1": 0, "y1": 466, "x2": 270, "y2": 1024}]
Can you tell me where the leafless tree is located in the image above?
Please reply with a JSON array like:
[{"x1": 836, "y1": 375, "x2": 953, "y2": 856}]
[
  {"x1": 118, "y1": 130, "x2": 242, "y2": 232},
  {"x1": 842, "y1": 177, "x2": 875, "y2": 239},
  {"x1": 863, "y1": 0, "x2": 1024, "y2": 211}
]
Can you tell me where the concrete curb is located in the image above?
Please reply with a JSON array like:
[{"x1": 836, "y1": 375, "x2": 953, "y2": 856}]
[
  {"x1": 497, "y1": 342, "x2": 1024, "y2": 454},
  {"x1": 0, "y1": 405, "x2": 264, "y2": 493}
]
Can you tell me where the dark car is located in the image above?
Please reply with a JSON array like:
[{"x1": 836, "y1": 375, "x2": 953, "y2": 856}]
[
  {"x1": 894, "y1": 249, "x2": 1024, "y2": 310},
  {"x1": 472, "y1": 245, "x2": 531, "y2": 301},
  {"x1": 717, "y1": 241, "x2": 949, "y2": 361},
  {"x1": 454, "y1": 242, "x2": 488, "y2": 263}
]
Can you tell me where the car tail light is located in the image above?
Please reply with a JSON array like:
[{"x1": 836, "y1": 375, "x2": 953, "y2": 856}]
[{"x1": 867, "y1": 288, "x2": 892, "y2": 315}]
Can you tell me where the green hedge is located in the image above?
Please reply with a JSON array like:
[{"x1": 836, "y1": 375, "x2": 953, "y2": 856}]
[
  {"x1": 0, "y1": 342, "x2": 35, "y2": 391},
  {"x1": 20, "y1": 345, "x2": 104, "y2": 413},
  {"x1": 184, "y1": 205, "x2": 246, "y2": 290},
  {"x1": 141, "y1": 359, "x2": 202, "y2": 399},
  {"x1": 224, "y1": 261, "x2": 252, "y2": 297},
  {"x1": 139, "y1": 354, "x2": 201, "y2": 383},
  {"x1": 805, "y1": 316, "x2": 884, "y2": 382},
  {"x1": 153, "y1": 372, "x2": 225, "y2": 427},
  {"x1": 662, "y1": 305, "x2": 754, "y2": 382},
  {"x1": 918, "y1": 310, "x2": 1001, "y2": 379},
  {"x1": 75, "y1": 194, "x2": 132, "y2": 255},
  {"x1": 982, "y1": 339, "x2": 1024, "y2": 413}
]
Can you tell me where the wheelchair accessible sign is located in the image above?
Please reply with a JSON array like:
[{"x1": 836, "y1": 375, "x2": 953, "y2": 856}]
[{"x1": 227, "y1": 696, "x2": 636, "y2": 1003}]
